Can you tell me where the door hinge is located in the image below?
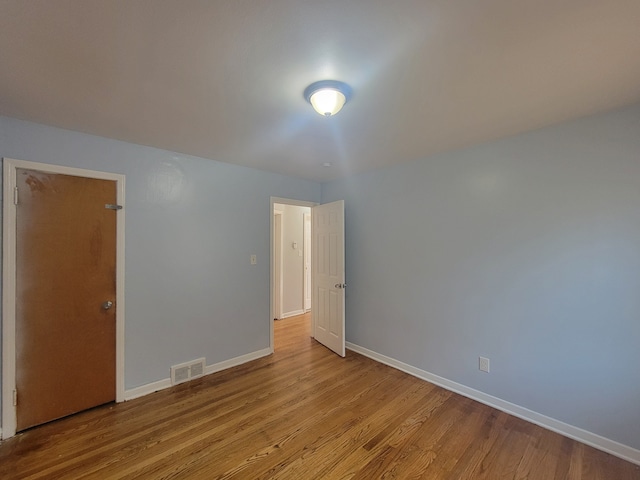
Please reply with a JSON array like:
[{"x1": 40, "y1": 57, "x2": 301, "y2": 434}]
[
  {"x1": 13, "y1": 389, "x2": 17, "y2": 406},
  {"x1": 13, "y1": 186, "x2": 18, "y2": 205},
  {"x1": 105, "y1": 204, "x2": 123, "y2": 210}
]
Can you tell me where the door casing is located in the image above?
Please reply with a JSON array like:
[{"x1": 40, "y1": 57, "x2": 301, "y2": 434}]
[
  {"x1": 273, "y1": 208, "x2": 283, "y2": 320},
  {"x1": 303, "y1": 212, "x2": 311, "y2": 312},
  {"x1": 2, "y1": 158, "x2": 126, "y2": 439}
]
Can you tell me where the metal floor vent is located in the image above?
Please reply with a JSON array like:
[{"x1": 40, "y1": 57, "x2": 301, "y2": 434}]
[{"x1": 170, "y1": 357, "x2": 206, "y2": 385}]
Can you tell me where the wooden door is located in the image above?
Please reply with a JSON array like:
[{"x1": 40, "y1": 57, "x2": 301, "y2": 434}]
[
  {"x1": 15, "y1": 168, "x2": 117, "y2": 431},
  {"x1": 312, "y1": 200, "x2": 345, "y2": 357}
]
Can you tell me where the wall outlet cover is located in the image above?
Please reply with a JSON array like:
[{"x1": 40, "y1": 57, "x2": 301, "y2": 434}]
[{"x1": 479, "y1": 356, "x2": 490, "y2": 373}]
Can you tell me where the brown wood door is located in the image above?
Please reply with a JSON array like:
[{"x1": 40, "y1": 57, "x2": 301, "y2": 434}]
[{"x1": 15, "y1": 168, "x2": 117, "y2": 431}]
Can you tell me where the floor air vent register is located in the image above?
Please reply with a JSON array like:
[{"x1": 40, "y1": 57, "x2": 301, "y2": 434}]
[{"x1": 170, "y1": 358, "x2": 206, "y2": 385}]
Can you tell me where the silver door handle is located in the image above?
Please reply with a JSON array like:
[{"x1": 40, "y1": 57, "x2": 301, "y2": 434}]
[
  {"x1": 334, "y1": 283, "x2": 346, "y2": 289},
  {"x1": 102, "y1": 300, "x2": 114, "y2": 310}
]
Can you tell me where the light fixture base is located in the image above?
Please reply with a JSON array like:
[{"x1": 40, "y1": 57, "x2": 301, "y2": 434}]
[{"x1": 304, "y1": 80, "x2": 353, "y2": 116}]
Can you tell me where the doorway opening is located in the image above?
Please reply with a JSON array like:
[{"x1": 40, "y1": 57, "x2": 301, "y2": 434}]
[{"x1": 270, "y1": 197, "x2": 316, "y2": 352}]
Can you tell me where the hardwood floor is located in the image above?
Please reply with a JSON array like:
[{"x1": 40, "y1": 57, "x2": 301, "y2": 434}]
[{"x1": 1, "y1": 313, "x2": 638, "y2": 479}]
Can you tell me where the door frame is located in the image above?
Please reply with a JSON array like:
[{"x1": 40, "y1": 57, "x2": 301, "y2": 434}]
[
  {"x1": 2, "y1": 158, "x2": 126, "y2": 439},
  {"x1": 269, "y1": 197, "x2": 317, "y2": 352},
  {"x1": 273, "y1": 208, "x2": 283, "y2": 321},
  {"x1": 303, "y1": 212, "x2": 311, "y2": 312}
]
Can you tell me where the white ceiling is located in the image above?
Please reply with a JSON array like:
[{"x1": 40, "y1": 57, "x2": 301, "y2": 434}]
[{"x1": 1, "y1": 1, "x2": 639, "y2": 182}]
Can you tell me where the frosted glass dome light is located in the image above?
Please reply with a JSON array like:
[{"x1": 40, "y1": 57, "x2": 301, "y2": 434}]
[{"x1": 304, "y1": 80, "x2": 352, "y2": 117}]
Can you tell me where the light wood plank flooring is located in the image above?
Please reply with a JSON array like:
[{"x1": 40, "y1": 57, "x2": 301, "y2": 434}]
[{"x1": 1, "y1": 313, "x2": 638, "y2": 479}]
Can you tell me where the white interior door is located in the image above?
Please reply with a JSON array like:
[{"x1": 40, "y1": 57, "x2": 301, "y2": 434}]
[{"x1": 312, "y1": 200, "x2": 345, "y2": 357}]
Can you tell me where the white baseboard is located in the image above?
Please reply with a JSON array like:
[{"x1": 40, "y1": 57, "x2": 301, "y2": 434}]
[
  {"x1": 204, "y1": 348, "x2": 271, "y2": 376},
  {"x1": 280, "y1": 309, "x2": 305, "y2": 319},
  {"x1": 124, "y1": 347, "x2": 272, "y2": 402},
  {"x1": 346, "y1": 342, "x2": 640, "y2": 466},
  {"x1": 124, "y1": 378, "x2": 172, "y2": 401}
]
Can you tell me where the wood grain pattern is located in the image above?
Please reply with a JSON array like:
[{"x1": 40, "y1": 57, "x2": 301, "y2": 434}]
[
  {"x1": 15, "y1": 169, "x2": 117, "y2": 431},
  {"x1": 1, "y1": 313, "x2": 638, "y2": 479}
]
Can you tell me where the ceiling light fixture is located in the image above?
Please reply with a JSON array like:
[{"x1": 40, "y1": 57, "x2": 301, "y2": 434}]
[{"x1": 304, "y1": 80, "x2": 352, "y2": 117}]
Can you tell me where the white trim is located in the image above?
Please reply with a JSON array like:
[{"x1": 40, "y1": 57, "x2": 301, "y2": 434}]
[
  {"x1": 204, "y1": 347, "x2": 271, "y2": 375},
  {"x1": 346, "y1": 342, "x2": 640, "y2": 466},
  {"x1": 124, "y1": 347, "x2": 272, "y2": 401},
  {"x1": 269, "y1": 197, "x2": 318, "y2": 353},
  {"x1": 280, "y1": 309, "x2": 305, "y2": 319},
  {"x1": 2, "y1": 160, "x2": 17, "y2": 439},
  {"x1": 273, "y1": 209, "x2": 283, "y2": 321},
  {"x1": 1, "y1": 158, "x2": 126, "y2": 440},
  {"x1": 303, "y1": 212, "x2": 312, "y2": 312},
  {"x1": 124, "y1": 378, "x2": 172, "y2": 402}
]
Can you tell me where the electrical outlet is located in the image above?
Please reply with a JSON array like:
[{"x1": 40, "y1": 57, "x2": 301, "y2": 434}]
[{"x1": 479, "y1": 356, "x2": 490, "y2": 373}]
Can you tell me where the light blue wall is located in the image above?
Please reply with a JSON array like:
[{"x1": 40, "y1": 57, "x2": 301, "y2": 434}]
[
  {"x1": 322, "y1": 103, "x2": 640, "y2": 450},
  {"x1": 3, "y1": 105, "x2": 640, "y2": 452},
  {"x1": 0, "y1": 116, "x2": 321, "y2": 404}
]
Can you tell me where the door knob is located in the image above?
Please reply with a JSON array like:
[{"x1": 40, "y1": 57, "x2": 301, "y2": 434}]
[
  {"x1": 102, "y1": 300, "x2": 114, "y2": 310},
  {"x1": 334, "y1": 283, "x2": 347, "y2": 289}
]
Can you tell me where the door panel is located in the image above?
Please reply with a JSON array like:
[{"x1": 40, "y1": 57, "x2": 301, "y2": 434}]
[
  {"x1": 15, "y1": 169, "x2": 117, "y2": 431},
  {"x1": 312, "y1": 200, "x2": 345, "y2": 357}
]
